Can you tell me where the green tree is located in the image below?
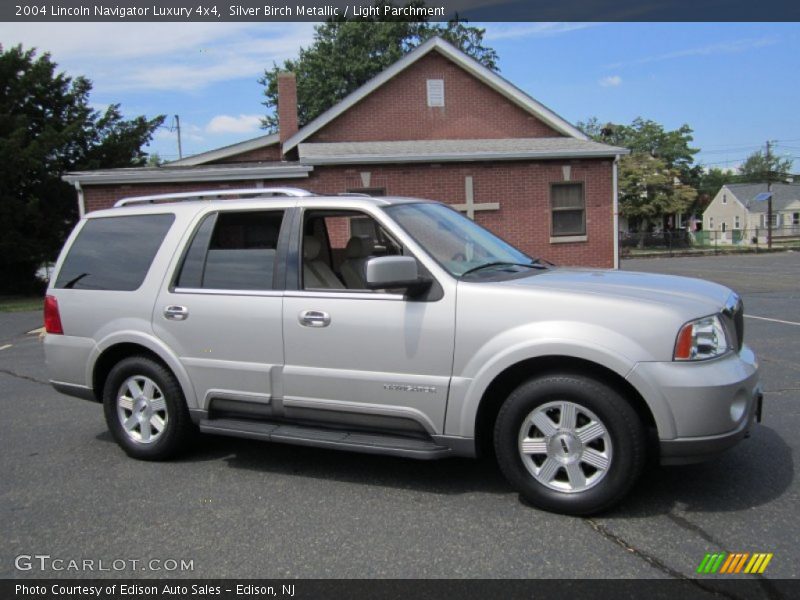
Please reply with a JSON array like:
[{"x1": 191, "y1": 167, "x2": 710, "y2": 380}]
[
  {"x1": 0, "y1": 44, "x2": 164, "y2": 292},
  {"x1": 694, "y1": 166, "x2": 738, "y2": 206},
  {"x1": 579, "y1": 117, "x2": 700, "y2": 234},
  {"x1": 618, "y1": 154, "x2": 697, "y2": 246},
  {"x1": 259, "y1": 1, "x2": 498, "y2": 131},
  {"x1": 579, "y1": 117, "x2": 699, "y2": 175},
  {"x1": 738, "y1": 149, "x2": 793, "y2": 183}
]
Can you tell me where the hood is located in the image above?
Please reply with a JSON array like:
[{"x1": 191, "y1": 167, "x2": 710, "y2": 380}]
[{"x1": 498, "y1": 267, "x2": 733, "y2": 317}]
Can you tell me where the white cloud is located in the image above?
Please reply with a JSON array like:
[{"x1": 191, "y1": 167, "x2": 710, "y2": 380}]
[
  {"x1": 485, "y1": 22, "x2": 600, "y2": 41},
  {"x1": 605, "y1": 36, "x2": 778, "y2": 69},
  {"x1": 599, "y1": 75, "x2": 622, "y2": 87},
  {"x1": 0, "y1": 22, "x2": 316, "y2": 92},
  {"x1": 206, "y1": 114, "x2": 262, "y2": 134}
]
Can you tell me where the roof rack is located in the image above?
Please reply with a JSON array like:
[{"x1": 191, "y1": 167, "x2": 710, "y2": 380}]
[
  {"x1": 114, "y1": 187, "x2": 314, "y2": 207},
  {"x1": 337, "y1": 192, "x2": 372, "y2": 197}
]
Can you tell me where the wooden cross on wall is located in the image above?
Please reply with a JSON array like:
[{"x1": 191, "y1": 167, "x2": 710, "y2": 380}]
[{"x1": 452, "y1": 176, "x2": 499, "y2": 219}]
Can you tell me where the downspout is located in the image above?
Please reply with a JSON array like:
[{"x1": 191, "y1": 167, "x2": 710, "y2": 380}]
[
  {"x1": 73, "y1": 181, "x2": 86, "y2": 218},
  {"x1": 612, "y1": 155, "x2": 620, "y2": 270}
]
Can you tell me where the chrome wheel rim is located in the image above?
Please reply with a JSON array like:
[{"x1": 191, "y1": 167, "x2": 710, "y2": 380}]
[
  {"x1": 116, "y1": 375, "x2": 168, "y2": 445},
  {"x1": 518, "y1": 400, "x2": 612, "y2": 493}
]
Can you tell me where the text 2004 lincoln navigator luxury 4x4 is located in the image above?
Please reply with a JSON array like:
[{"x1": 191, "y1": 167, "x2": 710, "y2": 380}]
[{"x1": 44, "y1": 188, "x2": 763, "y2": 514}]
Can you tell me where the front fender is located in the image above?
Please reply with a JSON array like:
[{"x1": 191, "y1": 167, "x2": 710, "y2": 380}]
[{"x1": 444, "y1": 321, "x2": 671, "y2": 437}]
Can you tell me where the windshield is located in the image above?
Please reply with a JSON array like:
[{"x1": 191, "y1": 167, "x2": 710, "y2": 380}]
[{"x1": 385, "y1": 203, "x2": 537, "y2": 277}]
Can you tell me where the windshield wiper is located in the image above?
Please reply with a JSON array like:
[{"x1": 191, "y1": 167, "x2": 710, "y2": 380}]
[{"x1": 460, "y1": 261, "x2": 546, "y2": 278}]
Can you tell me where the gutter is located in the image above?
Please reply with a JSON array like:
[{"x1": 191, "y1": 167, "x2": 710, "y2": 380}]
[
  {"x1": 62, "y1": 164, "x2": 313, "y2": 186},
  {"x1": 73, "y1": 180, "x2": 85, "y2": 218},
  {"x1": 613, "y1": 155, "x2": 620, "y2": 270},
  {"x1": 300, "y1": 149, "x2": 628, "y2": 165}
]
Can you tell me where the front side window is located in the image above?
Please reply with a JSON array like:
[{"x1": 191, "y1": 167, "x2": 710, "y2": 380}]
[
  {"x1": 551, "y1": 183, "x2": 586, "y2": 237},
  {"x1": 176, "y1": 210, "x2": 284, "y2": 290},
  {"x1": 386, "y1": 203, "x2": 534, "y2": 277},
  {"x1": 301, "y1": 210, "x2": 402, "y2": 290},
  {"x1": 55, "y1": 214, "x2": 174, "y2": 291}
]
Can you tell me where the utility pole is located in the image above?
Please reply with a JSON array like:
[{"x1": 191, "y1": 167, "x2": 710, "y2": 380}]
[
  {"x1": 766, "y1": 140, "x2": 773, "y2": 249},
  {"x1": 175, "y1": 115, "x2": 183, "y2": 160}
]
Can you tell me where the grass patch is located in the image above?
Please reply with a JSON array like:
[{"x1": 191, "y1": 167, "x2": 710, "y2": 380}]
[{"x1": 0, "y1": 296, "x2": 43, "y2": 313}]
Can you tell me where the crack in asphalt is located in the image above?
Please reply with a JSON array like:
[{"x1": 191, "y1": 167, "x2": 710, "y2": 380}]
[
  {"x1": 0, "y1": 368, "x2": 49, "y2": 386},
  {"x1": 585, "y1": 518, "x2": 786, "y2": 600}
]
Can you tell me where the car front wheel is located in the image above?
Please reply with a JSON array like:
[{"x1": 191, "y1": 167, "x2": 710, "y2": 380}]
[{"x1": 494, "y1": 373, "x2": 646, "y2": 515}]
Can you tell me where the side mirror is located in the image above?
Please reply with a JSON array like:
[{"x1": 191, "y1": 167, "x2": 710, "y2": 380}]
[{"x1": 365, "y1": 256, "x2": 431, "y2": 297}]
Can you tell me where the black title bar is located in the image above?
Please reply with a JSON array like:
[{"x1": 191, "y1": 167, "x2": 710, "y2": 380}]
[{"x1": 3, "y1": 0, "x2": 800, "y2": 22}]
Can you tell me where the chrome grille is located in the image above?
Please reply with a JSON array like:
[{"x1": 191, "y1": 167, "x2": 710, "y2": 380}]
[
  {"x1": 734, "y1": 300, "x2": 744, "y2": 351},
  {"x1": 722, "y1": 293, "x2": 744, "y2": 352}
]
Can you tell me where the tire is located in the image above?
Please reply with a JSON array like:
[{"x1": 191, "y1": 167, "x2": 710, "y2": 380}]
[
  {"x1": 494, "y1": 373, "x2": 646, "y2": 515},
  {"x1": 103, "y1": 356, "x2": 193, "y2": 461}
]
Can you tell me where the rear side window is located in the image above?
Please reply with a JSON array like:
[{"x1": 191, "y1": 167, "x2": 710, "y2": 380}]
[
  {"x1": 55, "y1": 214, "x2": 175, "y2": 291},
  {"x1": 175, "y1": 210, "x2": 284, "y2": 291}
]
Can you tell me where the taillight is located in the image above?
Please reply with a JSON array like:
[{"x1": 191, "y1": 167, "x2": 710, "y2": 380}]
[{"x1": 44, "y1": 295, "x2": 63, "y2": 334}]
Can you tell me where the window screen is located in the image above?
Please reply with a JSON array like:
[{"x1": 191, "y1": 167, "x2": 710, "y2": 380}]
[
  {"x1": 55, "y1": 214, "x2": 174, "y2": 291},
  {"x1": 551, "y1": 183, "x2": 586, "y2": 236},
  {"x1": 176, "y1": 210, "x2": 284, "y2": 290},
  {"x1": 426, "y1": 79, "x2": 445, "y2": 107}
]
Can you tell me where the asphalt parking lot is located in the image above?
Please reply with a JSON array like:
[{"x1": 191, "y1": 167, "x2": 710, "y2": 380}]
[{"x1": 1, "y1": 252, "x2": 798, "y2": 586}]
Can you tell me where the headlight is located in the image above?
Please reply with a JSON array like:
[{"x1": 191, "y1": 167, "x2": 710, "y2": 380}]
[{"x1": 674, "y1": 315, "x2": 730, "y2": 361}]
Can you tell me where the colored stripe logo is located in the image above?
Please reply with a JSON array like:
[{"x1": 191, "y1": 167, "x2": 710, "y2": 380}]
[{"x1": 696, "y1": 552, "x2": 773, "y2": 574}]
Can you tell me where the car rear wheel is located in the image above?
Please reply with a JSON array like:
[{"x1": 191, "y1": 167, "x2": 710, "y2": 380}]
[
  {"x1": 494, "y1": 373, "x2": 646, "y2": 515},
  {"x1": 103, "y1": 356, "x2": 193, "y2": 460}
]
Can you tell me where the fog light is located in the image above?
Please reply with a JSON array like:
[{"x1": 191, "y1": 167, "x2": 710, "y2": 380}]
[{"x1": 730, "y1": 391, "x2": 748, "y2": 422}]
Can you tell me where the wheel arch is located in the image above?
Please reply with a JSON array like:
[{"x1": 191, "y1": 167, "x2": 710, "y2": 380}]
[
  {"x1": 472, "y1": 355, "x2": 658, "y2": 458},
  {"x1": 88, "y1": 332, "x2": 197, "y2": 408}
]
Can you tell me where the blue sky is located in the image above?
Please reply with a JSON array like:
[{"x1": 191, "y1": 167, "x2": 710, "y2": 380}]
[{"x1": 1, "y1": 21, "x2": 798, "y2": 169}]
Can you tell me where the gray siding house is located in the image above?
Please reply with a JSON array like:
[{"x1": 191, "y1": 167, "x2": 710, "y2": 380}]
[{"x1": 702, "y1": 182, "x2": 800, "y2": 245}]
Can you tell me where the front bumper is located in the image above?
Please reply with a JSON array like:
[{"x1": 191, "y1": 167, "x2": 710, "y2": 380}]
[
  {"x1": 626, "y1": 345, "x2": 762, "y2": 465},
  {"x1": 660, "y1": 390, "x2": 762, "y2": 465}
]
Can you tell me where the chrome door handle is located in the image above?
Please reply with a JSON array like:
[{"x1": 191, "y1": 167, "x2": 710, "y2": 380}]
[
  {"x1": 299, "y1": 310, "x2": 330, "y2": 328},
  {"x1": 164, "y1": 305, "x2": 189, "y2": 321}
]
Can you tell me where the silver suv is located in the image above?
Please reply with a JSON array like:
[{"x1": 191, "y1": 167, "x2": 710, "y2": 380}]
[{"x1": 44, "y1": 188, "x2": 762, "y2": 514}]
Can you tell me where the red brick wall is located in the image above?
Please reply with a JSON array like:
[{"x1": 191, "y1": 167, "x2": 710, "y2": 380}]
[
  {"x1": 210, "y1": 144, "x2": 281, "y2": 163},
  {"x1": 82, "y1": 158, "x2": 614, "y2": 268},
  {"x1": 308, "y1": 52, "x2": 564, "y2": 143}
]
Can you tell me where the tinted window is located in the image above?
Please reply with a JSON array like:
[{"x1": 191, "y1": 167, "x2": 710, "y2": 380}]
[
  {"x1": 176, "y1": 210, "x2": 284, "y2": 291},
  {"x1": 55, "y1": 214, "x2": 174, "y2": 291}
]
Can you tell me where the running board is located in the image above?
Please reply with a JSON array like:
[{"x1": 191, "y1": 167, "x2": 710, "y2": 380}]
[{"x1": 199, "y1": 418, "x2": 452, "y2": 459}]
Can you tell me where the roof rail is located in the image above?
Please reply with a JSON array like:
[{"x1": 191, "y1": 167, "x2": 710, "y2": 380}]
[
  {"x1": 114, "y1": 187, "x2": 314, "y2": 207},
  {"x1": 337, "y1": 192, "x2": 372, "y2": 197}
]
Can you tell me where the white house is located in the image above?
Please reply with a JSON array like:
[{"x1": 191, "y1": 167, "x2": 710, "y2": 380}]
[{"x1": 702, "y1": 182, "x2": 800, "y2": 245}]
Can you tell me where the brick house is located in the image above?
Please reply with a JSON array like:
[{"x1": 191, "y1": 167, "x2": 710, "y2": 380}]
[{"x1": 63, "y1": 37, "x2": 627, "y2": 268}]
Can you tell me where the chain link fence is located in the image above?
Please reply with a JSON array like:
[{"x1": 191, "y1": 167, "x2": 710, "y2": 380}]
[{"x1": 620, "y1": 225, "x2": 800, "y2": 257}]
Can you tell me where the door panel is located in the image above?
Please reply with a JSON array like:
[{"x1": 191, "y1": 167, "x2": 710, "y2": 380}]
[
  {"x1": 153, "y1": 209, "x2": 286, "y2": 410},
  {"x1": 153, "y1": 291, "x2": 283, "y2": 409},
  {"x1": 282, "y1": 292, "x2": 455, "y2": 433}
]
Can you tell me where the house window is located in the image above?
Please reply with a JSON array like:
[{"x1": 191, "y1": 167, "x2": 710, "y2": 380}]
[
  {"x1": 721, "y1": 222, "x2": 727, "y2": 232},
  {"x1": 793, "y1": 212, "x2": 799, "y2": 226},
  {"x1": 734, "y1": 215, "x2": 740, "y2": 229},
  {"x1": 551, "y1": 182, "x2": 585, "y2": 237},
  {"x1": 763, "y1": 213, "x2": 779, "y2": 227},
  {"x1": 709, "y1": 217, "x2": 714, "y2": 230},
  {"x1": 722, "y1": 194, "x2": 727, "y2": 204},
  {"x1": 426, "y1": 79, "x2": 445, "y2": 107}
]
